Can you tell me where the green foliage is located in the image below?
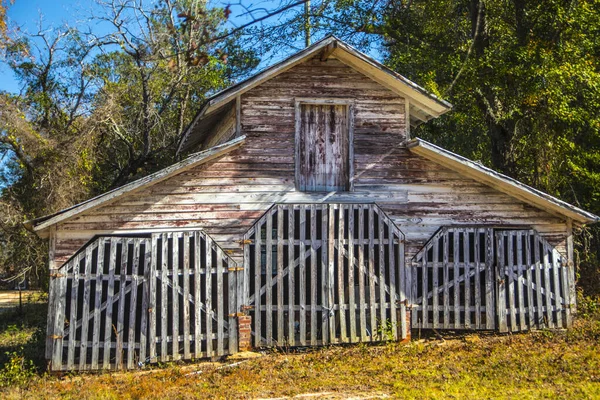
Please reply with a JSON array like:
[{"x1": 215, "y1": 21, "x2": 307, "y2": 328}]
[
  {"x1": 376, "y1": 318, "x2": 396, "y2": 342},
  {"x1": 0, "y1": 349, "x2": 36, "y2": 388}
]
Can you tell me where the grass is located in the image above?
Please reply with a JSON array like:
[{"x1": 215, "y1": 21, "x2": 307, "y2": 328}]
[{"x1": 0, "y1": 296, "x2": 599, "y2": 399}]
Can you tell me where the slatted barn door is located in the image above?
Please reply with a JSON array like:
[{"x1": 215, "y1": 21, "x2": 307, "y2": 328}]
[
  {"x1": 149, "y1": 231, "x2": 239, "y2": 363},
  {"x1": 48, "y1": 236, "x2": 152, "y2": 371},
  {"x1": 47, "y1": 231, "x2": 239, "y2": 372},
  {"x1": 411, "y1": 228, "x2": 496, "y2": 331},
  {"x1": 495, "y1": 230, "x2": 573, "y2": 332},
  {"x1": 243, "y1": 203, "x2": 407, "y2": 348}
]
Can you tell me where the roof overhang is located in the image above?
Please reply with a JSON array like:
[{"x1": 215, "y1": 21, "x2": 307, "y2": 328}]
[
  {"x1": 27, "y1": 136, "x2": 246, "y2": 237},
  {"x1": 177, "y1": 35, "x2": 452, "y2": 155},
  {"x1": 407, "y1": 138, "x2": 599, "y2": 225}
]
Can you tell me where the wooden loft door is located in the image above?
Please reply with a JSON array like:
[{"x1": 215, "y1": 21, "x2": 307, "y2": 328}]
[{"x1": 296, "y1": 102, "x2": 352, "y2": 191}]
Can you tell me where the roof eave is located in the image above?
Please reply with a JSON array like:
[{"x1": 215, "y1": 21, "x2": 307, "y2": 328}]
[{"x1": 407, "y1": 138, "x2": 599, "y2": 225}]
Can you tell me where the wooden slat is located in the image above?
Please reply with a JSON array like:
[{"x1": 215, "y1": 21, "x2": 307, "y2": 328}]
[
  {"x1": 485, "y1": 229, "x2": 495, "y2": 330},
  {"x1": 534, "y1": 233, "x2": 544, "y2": 328},
  {"x1": 357, "y1": 206, "x2": 367, "y2": 341},
  {"x1": 559, "y1": 250, "x2": 571, "y2": 328},
  {"x1": 253, "y1": 219, "x2": 262, "y2": 347},
  {"x1": 102, "y1": 238, "x2": 117, "y2": 369},
  {"x1": 388, "y1": 223, "x2": 397, "y2": 340},
  {"x1": 265, "y1": 212, "x2": 273, "y2": 346},
  {"x1": 228, "y1": 251, "x2": 238, "y2": 355},
  {"x1": 496, "y1": 233, "x2": 507, "y2": 332},
  {"x1": 79, "y1": 245, "x2": 93, "y2": 369},
  {"x1": 67, "y1": 254, "x2": 81, "y2": 370},
  {"x1": 551, "y1": 248, "x2": 563, "y2": 328},
  {"x1": 516, "y1": 231, "x2": 526, "y2": 330},
  {"x1": 338, "y1": 204, "x2": 347, "y2": 342},
  {"x1": 310, "y1": 204, "x2": 317, "y2": 345},
  {"x1": 216, "y1": 245, "x2": 225, "y2": 356},
  {"x1": 205, "y1": 233, "x2": 213, "y2": 356},
  {"x1": 543, "y1": 241, "x2": 554, "y2": 328},
  {"x1": 149, "y1": 235, "x2": 158, "y2": 362},
  {"x1": 377, "y1": 208, "x2": 386, "y2": 336},
  {"x1": 453, "y1": 230, "x2": 460, "y2": 329},
  {"x1": 91, "y1": 238, "x2": 104, "y2": 369},
  {"x1": 348, "y1": 205, "x2": 356, "y2": 342},
  {"x1": 368, "y1": 205, "x2": 377, "y2": 339},
  {"x1": 160, "y1": 233, "x2": 169, "y2": 361},
  {"x1": 183, "y1": 233, "x2": 191, "y2": 359},
  {"x1": 277, "y1": 205, "x2": 284, "y2": 345},
  {"x1": 51, "y1": 264, "x2": 68, "y2": 370},
  {"x1": 463, "y1": 230, "x2": 471, "y2": 329},
  {"x1": 320, "y1": 204, "x2": 329, "y2": 344},
  {"x1": 473, "y1": 230, "x2": 481, "y2": 329},
  {"x1": 525, "y1": 231, "x2": 535, "y2": 329},
  {"x1": 172, "y1": 234, "x2": 180, "y2": 360},
  {"x1": 431, "y1": 237, "x2": 439, "y2": 329},
  {"x1": 194, "y1": 232, "x2": 203, "y2": 358},
  {"x1": 127, "y1": 239, "x2": 140, "y2": 369},
  {"x1": 328, "y1": 205, "x2": 336, "y2": 341},
  {"x1": 288, "y1": 205, "x2": 296, "y2": 346},
  {"x1": 139, "y1": 239, "x2": 151, "y2": 366},
  {"x1": 443, "y1": 230, "x2": 450, "y2": 329},
  {"x1": 115, "y1": 240, "x2": 129, "y2": 369}
]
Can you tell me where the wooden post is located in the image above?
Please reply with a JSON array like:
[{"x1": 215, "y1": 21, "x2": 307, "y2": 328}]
[
  {"x1": 45, "y1": 226, "x2": 57, "y2": 362},
  {"x1": 566, "y1": 219, "x2": 576, "y2": 321}
]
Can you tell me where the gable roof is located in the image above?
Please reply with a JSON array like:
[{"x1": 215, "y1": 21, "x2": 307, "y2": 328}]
[
  {"x1": 26, "y1": 136, "x2": 246, "y2": 237},
  {"x1": 407, "y1": 138, "x2": 599, "y2": 225},
  {"x1": 177, "y1": 35, "x2": 452, "y2": 154}
]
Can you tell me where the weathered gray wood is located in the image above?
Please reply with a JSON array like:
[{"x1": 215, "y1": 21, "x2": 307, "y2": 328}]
[
  {"x1": 328, "y1": 206, "x2": 336, "y2": 341},
  {"x1": 507, "y1": 233, "x2": 517, "y2": 331},
  {"x1": 160, "y1": 233, "x2": 169, "y2": 361},
  {"x1": 182, "y1": 233, "x2": 191, "y2": 359},
  {"x1": 67, "y1": 254, "x2": 81, "y2": 370},
  {"x1": 216, "y1": 246, "x2": 225, "y2": 356},
  {"x1": 338, "y1": 205, "x2": 347, "y2": 342},
  {"x1": 377, "y1": 208, "x2": 386, "y2": 336},
  {"x1": 565, "y1": 218, "x2": 576, "y2": 321},
  {"x1": 194, "y1": 232, "x2": 203, "y2": 358},
  {"x1": 534, "y1": 233, "x2": 544, "y2": 328},
  {"x1": 388, "y1": 223, "x2": 397, "y2": 340},
  {"x1": 51, "y1": 265, "x2": 67, "y2": 370},
  {"x1": 443, "y1": 230, "x2": 450, "y2": 329},
  {"x1": 496, "y1": 233, "x2": 507, "y2": 332},
  {"x1": 91, "y1": 238, "x2": 105, "y2": 369},
  {"x1": 320, "y1": 204, "x2": 329, "y2": 344},
  {"x1": 172, "y1": 233, "x2": 180, "y2": 360},
  {"x1": 473, "y1": 229, "x2": 481, "y2": 329},
  {"x1": 149, "y1": 235, "x2": 158, "y2": 362},
  {"x1": 277, "y1": 205, "x2": 284, "y2": 345},
  {"x1": 46, "y1": 226, "x2": 58, "y2": 362},
  {"x1": 559, "y1": 250, "x2": 571, "y2": 328},
  {"x1": 288, "y1": 205, "x2": 296, "y2": 346},
  {"x1": 431, "y1": 236, "x2": 439, "y2": 329},
  {"x1": 139, "y1": 239, "x2": 151, "y2": 366},
  {"x1": 79, "y1": 245, "x2": 93, "y2": 370},
  {"x1": 348, "y1": 206, "x2": 356, "y2": 342},
  {"x1": 127, "y1": 239, "x2": 140, "y2": 369},
  {"x1": 205, "y1": 233, "x2": 213, "y2": 356},
  {"x1": 551, "y1": 248, "x2": 563, "y2": 328},
  {"x1": 254, "y1": 219, "x2": 262, "y2": 347},
  {"x1": 485, "y1": 229, "x2": 495, "y2": 330},
  {"x1": 265, "y1": 212, "x2": 273, "y2": 346},
  {"x1": 357, "y1": 206, "x2": 367, "y2": 341},
  {"x1": 309, "y1": 204, "x2": 317, "y2": 345},
  {"x1": 524, "y1": 231, "x2": 534, "y2": 330},
  {"x1": 421, "y1": 238, "x2": 429, "y2": 329},
  {"x1": 399, "y1": 233, "x2": 407, "y2": 339},
  {"x1": 102, "y1": 237, "x2": 118, "y2": 369},
  {"x1": 228, "y1": 260, "x2": 238, "y2": 356},
  {"x1": 115, "y1": 240, "x2": 129, "y2": 369},
  {"x1": 453, "y1": 230, "x2": 460, "y2": 329},
  {"x1": 463, "y1": 229, "x2": 471, "y2": 329},
  {"x1": 543, "y1": 242, "x2": 554, "y2": 328},
  {"x1": 516, "y1": 231, "x2": 526, "y2": 330}
]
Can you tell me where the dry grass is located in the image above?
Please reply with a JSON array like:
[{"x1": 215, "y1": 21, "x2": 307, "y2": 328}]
[{"x1": 1, "y1": 318, "x2": 599, "y2": 399}]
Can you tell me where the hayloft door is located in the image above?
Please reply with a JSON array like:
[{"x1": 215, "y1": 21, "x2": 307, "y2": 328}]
[{"x1": 296, "y1": 101, "x2": 352, "y2": 191}]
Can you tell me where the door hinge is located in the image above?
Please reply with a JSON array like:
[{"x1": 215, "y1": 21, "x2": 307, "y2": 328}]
[
  {"x1": 47, "y1": 335, "x2": 63, "y2": 340},
  {"x1": 50, "y1": 273, "x2": 65, "y2": 278},
  {"x1": 228, "y1": 312, "x2": 245, "y2": 317},
  {"x1": 228, "y1": 267, "x2": 244, "y2": 272},
  {"x1": 237, "y1": 239, "x2": 253, "y2": 245},
  {"x1": 241, "y1": 305, "x2": 254, "y2": 311}
]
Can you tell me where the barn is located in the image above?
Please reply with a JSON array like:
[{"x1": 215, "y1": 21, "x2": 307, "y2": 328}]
[{"x1": 28, "y1": 36, "x2": 598, "y2": 371}]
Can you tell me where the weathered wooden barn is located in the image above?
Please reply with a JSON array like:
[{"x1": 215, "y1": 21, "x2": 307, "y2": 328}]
[{"x1": 28, "y1": 36, "x2": 598, "y2": 371}]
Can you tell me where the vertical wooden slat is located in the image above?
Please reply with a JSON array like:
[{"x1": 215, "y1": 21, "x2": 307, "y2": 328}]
[
  {"x1": 328, "y1": 205, "x2": 336, "y2": 342},
  {"x1": 559, "y1": 250, "x2": 571, "y2": 328},
  {"x1": 543, "y1": 241, "x2": 555, "y2": 328},
  {"x1": 253, "y1": 221, "x2": 262, "y2": 347},
  {"x1": 102, "y1": 239, "x2": 117, "y2": 369},
  {"x1": 516, "y1": 232, "x2": 526, "y2": 330},
  {"x1": 183, "y1": 233, "x2": 191, "y2": 359},
  {"x1": 338, "y1": 204, "x2": 347, "y2": 342},
  {"x1": 388, "y1": 223, "x2": 397, "y2": 341},
  {"x1": 358, "y1": 206, "x2": 367, "y2": 341},
  {"x1": 91, "y1": 238, "x2": 104, "y2": 369},
  {"x1": 139, "y1": 239, "x2": 151, "y2": 367},
  {"x1": 485, "y1": 229, "x2": 495, "y2": 330},
  {"x1": 115, "y1": 240, "x2": 129, "y2": 369},
  {"x1": 534, "y1": 233, "x2": 544, "y2": 329},
  {"x1": 265, "y1": 211, "x2": 273, "y2": 346},
  {"x1": 507, "y1": 233, "x2": 517, "y2": 331},
  {"x1": 205, "y1": 233, "x2": 213, "y2": 356},
  {"x1": 525, "y1": 232, "x2": 535, "y2": 330},
  {"x1": 127, "y1": 239, "x2": 140, "y2": 369},
  {"x1": 194, "y1": 232, "x2": 203, "y2": 358},
  {"x1": 216, "y1": 246, "x2": 225, "y2": 356},
  {"x1": 277, "y1": 205, "x2": 284, "y2": 345},
  {"x1": 160, "y1": 233, "x2": 169, "y2": 362},
  {"x1": 551, "y1": 248, "x2": 563, "y2": 328},
  {"x1": 288, "y1": 205, "x2": 296, "y2": 346},
  {"x1": 51, "y1": 264, "x2": 68, "y2": 370},
  {"x1": 320, "y1": 204, "x2": 329, "y2": 344},
  {"x1": 228, "y1": 253, "x2": 238, "y2": 356},
  {"x1": 368, "y1": 205, "x2": 376, "y2": 340},
  {"x1": 463, "y1": 229, "x2": 471, "y2": 329},
  {"x1": 149, "y1": 235, "x2": 158, "y2": 363},
  {"x1": 421, "y1": 241, "x2": 429, "y2": 329},
  {"x1": 473, "y1": 229, "x2": 481, "y2": 329},
  {"x1": 46, "y1": 226, "x2": 58, "y2": 363},
  {"x1": 310, "y1": 204, "x2": 317, "y2": 346},
  {"x1": 443, "y1": 230, "x2": 450, "y2": 329},
  {"x1": 67, "y1": 254, "x2": 81, "y2": 370},
  {"x1": 79, "y1": 245, "x2": 93, "y2": 370},
  {"x1": 172, "y1": 234, "x2": 181, "y2": 360},
  {"x1": 432, "y1": 237, "x2": 439, "y2": 329},
  {"x1": 377, "y1": 209, "x2": 386, "y2": 336},
  {"x1": 399, "y1": 234, "x2": 407, "y2": 340},
  {"x1": 453, "y1": 230, "x2": 460, "y2": 329},
  {"x1": 299, "y1": 205, "x2": 307, "y2": 346},
  {"x1": 496, "y1": 232, "x2": 507, "y2": 332},
  {"x1": 565, "y1": 219, "x2": 576, "y2": 321},
  {"x1": 348, "y1": 205, "x2": 356, "y2": 342}
]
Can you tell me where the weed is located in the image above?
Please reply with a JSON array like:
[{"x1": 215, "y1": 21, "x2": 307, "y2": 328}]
[
  {"x1": 0, "y1": 349, "x2": 36, "y2": 388},
  {"x1": 376, "y1": 318, "x2": 396, "y2": 341}
]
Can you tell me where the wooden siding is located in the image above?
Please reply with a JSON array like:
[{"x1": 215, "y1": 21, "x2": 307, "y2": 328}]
[{"x1": 52, "y1": 55, "x2": 567, "y2": 265}]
